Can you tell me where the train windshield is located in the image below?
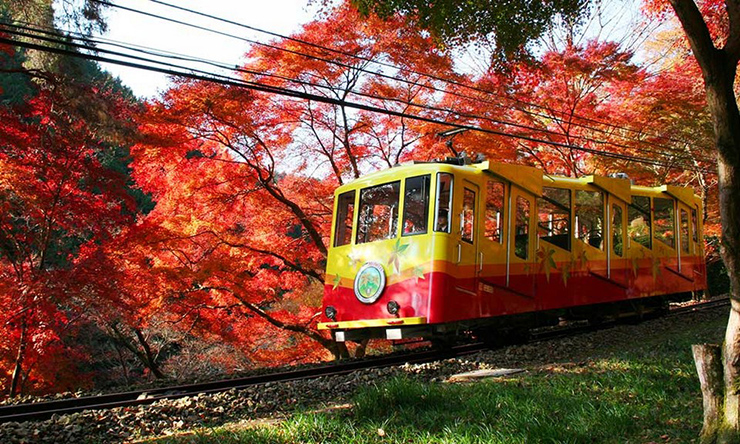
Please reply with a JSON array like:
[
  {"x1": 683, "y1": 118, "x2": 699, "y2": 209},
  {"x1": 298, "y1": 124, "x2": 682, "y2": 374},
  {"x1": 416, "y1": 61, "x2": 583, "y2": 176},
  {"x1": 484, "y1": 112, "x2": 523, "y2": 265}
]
[
  {"x1": 356, "y1": 181, "x2": 401, "y2": 244},
  {"x1": 402, "y1": 175, "x2": 431, "y2": 236},
  {"x1": 538, "y1": 187, "x2": 571, "y2": 251},
  {"x1": 654, "y1": 197, "x2": 675, "y2": 248},
  {"x1": 628, "y1": 196, "x2": 652, "y2": 248}
]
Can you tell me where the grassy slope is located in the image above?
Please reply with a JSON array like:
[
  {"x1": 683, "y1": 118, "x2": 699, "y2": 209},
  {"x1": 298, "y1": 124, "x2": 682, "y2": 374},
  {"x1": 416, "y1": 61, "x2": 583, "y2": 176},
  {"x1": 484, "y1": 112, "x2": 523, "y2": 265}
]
[{"x1": 156, "y1": 311, "x2": 727, "y2": 444}]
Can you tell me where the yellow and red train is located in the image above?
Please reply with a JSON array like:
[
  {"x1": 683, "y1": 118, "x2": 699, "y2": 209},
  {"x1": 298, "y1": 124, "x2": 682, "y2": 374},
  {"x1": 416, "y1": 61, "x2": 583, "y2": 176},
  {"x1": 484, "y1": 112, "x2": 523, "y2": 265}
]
[{"x1": 318, "y1": 157, "x2": 706, "y2": 344}]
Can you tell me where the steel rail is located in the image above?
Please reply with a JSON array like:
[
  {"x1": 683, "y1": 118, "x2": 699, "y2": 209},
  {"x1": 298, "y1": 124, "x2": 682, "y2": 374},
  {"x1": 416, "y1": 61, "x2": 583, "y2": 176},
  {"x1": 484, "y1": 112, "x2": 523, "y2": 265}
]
[
  {"x1": 0, "y1": 297, "x2": 727, "y2": 424},
  {"x1": 0, "y1": 343, "x2": 485, "y2": 423}
]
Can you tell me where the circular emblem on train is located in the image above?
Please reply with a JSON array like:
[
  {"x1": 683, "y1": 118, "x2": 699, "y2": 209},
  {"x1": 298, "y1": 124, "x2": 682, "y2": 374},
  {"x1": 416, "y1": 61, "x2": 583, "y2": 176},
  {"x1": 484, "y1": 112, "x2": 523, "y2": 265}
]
[{"x1": 354, "y1": 262, "x2": 386, "y2": 304}]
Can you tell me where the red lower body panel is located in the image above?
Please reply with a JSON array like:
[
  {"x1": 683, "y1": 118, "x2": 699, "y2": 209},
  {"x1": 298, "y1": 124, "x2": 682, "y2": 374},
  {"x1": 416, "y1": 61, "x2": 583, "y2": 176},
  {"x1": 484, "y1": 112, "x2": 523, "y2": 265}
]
[{"x1": 321, "y1": 256, "x2": 706, "y2": 326}]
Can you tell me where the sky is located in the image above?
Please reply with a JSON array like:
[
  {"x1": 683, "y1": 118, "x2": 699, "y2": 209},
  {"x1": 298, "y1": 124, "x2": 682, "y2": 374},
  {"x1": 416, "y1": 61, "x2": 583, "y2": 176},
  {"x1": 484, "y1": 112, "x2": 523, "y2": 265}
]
[
  {"x1": 97, "y1": 0, "x2": 321, "y2": 98},
  {"x1": 92, "y1": 0, "x2": 652, "y2": 100}
]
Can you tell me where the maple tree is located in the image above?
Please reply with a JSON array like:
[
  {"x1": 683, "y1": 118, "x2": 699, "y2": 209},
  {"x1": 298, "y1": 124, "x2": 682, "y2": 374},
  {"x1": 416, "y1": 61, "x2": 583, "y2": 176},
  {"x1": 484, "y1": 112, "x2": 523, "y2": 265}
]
[
  {"x1": 0, "y1": 0, "x2": 727, "y2": 401},
  {"x1": 0, "y1": 83, "x2": 138, "y2": 395},
  {"x1": 478, "y1": 41, "x2": 646, "y2": 177},
  {"x1": 123, "y1": 3, "x2": 464, "y2": 361},
  {"x1": 0, "y1": 16, "x2": 148, "y2": 394}
]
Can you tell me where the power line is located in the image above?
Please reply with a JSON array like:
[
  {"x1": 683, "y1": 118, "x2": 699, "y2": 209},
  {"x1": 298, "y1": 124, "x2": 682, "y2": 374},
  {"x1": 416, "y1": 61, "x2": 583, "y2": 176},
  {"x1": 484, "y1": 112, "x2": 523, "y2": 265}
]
[
  {"x1": 0, "y1": 32, "x2": 716, "y2": 175},
  {"x1": 130, "y1": 0, "x2": 706, "y2": 151},
  {"x1": 9, "y1": 18, "x2": 714, "y2": 168},
  {"x1": 89, "y1": 0, "x2": 709, "y2": 158}
]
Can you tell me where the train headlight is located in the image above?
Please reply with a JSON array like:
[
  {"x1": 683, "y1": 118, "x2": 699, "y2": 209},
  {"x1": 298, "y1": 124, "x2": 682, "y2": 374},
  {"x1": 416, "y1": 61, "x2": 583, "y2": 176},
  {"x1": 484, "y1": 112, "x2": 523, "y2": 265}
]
[
  {"x1": 354, "y1": 262, "x2": 386, "y2": 304},
  {"x1": 387, "y1": 300, "x2": 400, "y2": 315},
  {"x1": 324, "y1": 306, "x2": 337, "y2": 320}
]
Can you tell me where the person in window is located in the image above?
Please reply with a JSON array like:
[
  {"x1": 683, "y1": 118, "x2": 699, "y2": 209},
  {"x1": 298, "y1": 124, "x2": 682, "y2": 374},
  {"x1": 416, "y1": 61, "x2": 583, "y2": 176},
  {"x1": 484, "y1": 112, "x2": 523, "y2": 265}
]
[
  {"x1": 404, "y1": 218, "x2": 416, "y2": 234},
  {"x1": 436, "y1": 209, "x2": 449, "y2": 232}
]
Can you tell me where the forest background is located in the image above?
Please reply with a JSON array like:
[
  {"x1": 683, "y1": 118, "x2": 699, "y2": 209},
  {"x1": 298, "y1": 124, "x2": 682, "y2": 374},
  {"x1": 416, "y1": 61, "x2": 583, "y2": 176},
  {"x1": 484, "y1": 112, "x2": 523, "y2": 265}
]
[{"x1": 0, "y1": 0, "x2": 724, "y2": 398}]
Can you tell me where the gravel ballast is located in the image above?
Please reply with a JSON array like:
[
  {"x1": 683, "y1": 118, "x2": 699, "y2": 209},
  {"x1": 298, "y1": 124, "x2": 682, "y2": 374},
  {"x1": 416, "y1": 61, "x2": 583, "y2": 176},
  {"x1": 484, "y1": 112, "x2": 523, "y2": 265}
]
[{"x1": 0, "y1": 306, "x2": 727, "y2": 444}]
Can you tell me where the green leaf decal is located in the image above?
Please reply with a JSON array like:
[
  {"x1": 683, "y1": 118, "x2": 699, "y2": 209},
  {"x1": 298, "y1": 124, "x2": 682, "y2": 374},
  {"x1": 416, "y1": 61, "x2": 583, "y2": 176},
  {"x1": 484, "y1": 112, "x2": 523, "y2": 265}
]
[
  {"x1": 561, "y1": 262, "x2": 571, "y2": 286},
  {"x1": 332, "y1": 274, "x2": 341, "y2": 290},
  {"x1": 388, "y1": 239, "x2": 410, "y2": 274}
]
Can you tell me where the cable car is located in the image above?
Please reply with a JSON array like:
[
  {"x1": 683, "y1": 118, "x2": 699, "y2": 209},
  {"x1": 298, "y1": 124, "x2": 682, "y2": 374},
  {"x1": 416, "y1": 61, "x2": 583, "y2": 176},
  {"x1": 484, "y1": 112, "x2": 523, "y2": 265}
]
[{"x1": 318, "y1": 156, "x2": 707, "y2": 344}]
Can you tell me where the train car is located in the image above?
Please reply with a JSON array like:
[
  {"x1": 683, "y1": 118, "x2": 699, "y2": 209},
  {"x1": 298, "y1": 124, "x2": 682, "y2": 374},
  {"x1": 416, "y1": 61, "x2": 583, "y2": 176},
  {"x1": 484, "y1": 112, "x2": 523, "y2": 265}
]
[{"x1": 317, "y1": 156, "x2": 707, "y2": 344}]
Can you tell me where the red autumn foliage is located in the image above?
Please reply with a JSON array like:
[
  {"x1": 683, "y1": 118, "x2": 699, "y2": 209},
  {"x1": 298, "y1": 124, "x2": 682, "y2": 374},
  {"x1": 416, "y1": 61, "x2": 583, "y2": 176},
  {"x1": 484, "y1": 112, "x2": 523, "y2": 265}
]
[
  {"x1": 0, "y1": 0, "x2": 720, "y2": 397},
  {"x1": 0, "y1": 79, "x2": 137, "y2": 395}
]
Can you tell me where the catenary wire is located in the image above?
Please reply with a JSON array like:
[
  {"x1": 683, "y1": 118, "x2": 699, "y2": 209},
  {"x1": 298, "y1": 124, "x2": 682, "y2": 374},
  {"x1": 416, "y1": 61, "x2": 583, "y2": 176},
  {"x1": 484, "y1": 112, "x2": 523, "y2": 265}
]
[
  {"x1": 4, "y1": 19, "x2": 716, "y2": 167},
  {"x1": 89, "y1": 0, "x2": 708, "y2": 155},
  {"x1": 133, "y1": 0, "x2": 704, "y2": 149},
  {"x1": 0, "y1": 32, "x2": 716, "y2": 175}
]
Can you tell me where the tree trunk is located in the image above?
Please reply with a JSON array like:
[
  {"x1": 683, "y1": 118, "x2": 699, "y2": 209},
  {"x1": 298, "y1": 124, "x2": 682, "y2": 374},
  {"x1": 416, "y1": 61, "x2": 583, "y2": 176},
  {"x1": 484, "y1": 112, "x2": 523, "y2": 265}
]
[
  {"x1": 667, "y1": 0, "x2": 740, "y2": 438},
  {"x1": 694, "y1": 344, "x2": 724, "y2": 443},
  {"x1": 109, "y1": 323, "x2": 166, "y2": 380},
  {"x1": 134, "y1": 328, "x2": 165, "y2": 380},
  {"x1": 705, "y1": 50, "x2": 740, "y2": 442},
  {"x1": 8, "y1": 319, "x2": 27, "y2": 398}
]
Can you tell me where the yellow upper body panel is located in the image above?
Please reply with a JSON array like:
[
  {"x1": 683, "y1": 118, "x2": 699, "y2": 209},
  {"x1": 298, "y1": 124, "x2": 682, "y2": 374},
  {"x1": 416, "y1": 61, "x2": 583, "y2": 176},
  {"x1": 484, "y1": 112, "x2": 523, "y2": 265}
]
[{"x1": 326, "y1": 160, "x2": 704, "y2": 288}]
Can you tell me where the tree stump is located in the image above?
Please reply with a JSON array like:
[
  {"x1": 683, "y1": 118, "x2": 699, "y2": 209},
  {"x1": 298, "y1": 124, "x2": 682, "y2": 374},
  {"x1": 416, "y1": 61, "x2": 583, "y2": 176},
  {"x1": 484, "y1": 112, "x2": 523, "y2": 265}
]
[{"x1": 693, "y1": 343, "x2": 724, "y2": 443}]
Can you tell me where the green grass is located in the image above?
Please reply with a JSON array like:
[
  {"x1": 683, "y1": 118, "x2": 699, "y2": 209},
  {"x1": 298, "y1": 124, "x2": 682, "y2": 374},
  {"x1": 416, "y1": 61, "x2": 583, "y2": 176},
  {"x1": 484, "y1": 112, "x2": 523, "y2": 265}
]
[{"x1": 157, "y1": 314, "x2": 726, "y2": 444}]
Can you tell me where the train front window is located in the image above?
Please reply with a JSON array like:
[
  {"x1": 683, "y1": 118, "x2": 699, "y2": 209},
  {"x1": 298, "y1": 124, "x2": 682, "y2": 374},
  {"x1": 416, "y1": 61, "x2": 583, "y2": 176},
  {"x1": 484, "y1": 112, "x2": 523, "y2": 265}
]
[
  {"x1": 485, "y1": 180, "x2": 504, "y2": 243},
  {"x1": 333, "y1": 190, "x2": 355, "y2": 247},
  {"x1": 654, "y1": 197, "x2": 675, "y2": 248},
  {"x1": 434, "y1": 173, "x2": 453, "y2": 233},
  {"x1": 402, "y1": 175, "x2": 431, "y2": 236},
  {"x1": 537, "y1": 187, "x2": 571, "y2": 251},
  {"x1": 692, "y1": 207, "x2": 698, "y2": 243},
  {"x1": 356, "y1": 181, "x2": 400, "y2": 244},
  {"x1": 628, "y1": 195, "x2": 652, "y2": 249},
  {"x1": 575, "y1": 190, "x2": 603, "y2": 249}
]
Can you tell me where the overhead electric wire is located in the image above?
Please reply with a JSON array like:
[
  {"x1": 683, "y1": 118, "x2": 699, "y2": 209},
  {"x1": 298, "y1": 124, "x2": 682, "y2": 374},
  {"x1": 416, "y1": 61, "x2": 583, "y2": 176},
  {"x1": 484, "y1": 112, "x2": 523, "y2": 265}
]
[
  {"x1": 5, "y1": 20, "x2": 715, "y2": 169},
  {"x1": 89, "y1": 0, "x2": 709, "y2": 159},
  {"x1": 1, "y1": 24, "x2": 713, "y2": 174},
  {"x1": 129, "y1": 0, "x2": 706, "y2": 152},
  {"x1": 0, "y1": 29, "x2": 715, "y2": 174}
]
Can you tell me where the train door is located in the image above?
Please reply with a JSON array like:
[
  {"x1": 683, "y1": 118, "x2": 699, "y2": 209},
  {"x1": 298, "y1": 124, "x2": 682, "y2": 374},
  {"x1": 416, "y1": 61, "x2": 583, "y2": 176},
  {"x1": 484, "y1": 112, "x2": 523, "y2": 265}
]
[
  {"x1": 507, "y1": 185, "x2": 536, "y2": 300},
  {"x1": 608, "y1": 196, "x2": 629, "y2": 287},
  {"x1": 453, "y1": 180, "x2": 479, "y2": 295},
  {"x1": 478, "y1": 178, "x2": 507, "y2": 316},
  {"x1": 573, "y1": 189, "x2": 608, "y2": 303}
]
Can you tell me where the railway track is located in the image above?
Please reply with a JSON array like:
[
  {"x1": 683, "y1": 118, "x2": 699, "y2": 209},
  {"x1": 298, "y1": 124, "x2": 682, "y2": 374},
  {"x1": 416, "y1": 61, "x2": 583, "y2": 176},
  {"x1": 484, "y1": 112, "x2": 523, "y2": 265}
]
[
  {"x1": 0, "y1": 343, "x2": 487, "y2": 424},
  {"x1": 0, "y1": 297, "x2": 728, "y2": 424}
]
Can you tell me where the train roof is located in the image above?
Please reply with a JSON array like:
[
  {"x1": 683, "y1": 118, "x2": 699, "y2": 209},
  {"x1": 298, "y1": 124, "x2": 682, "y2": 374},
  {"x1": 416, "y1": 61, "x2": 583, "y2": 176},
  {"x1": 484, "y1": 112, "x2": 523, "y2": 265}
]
[{"x1": 336, "y1": 159, "x2": 701, "y2": 206}]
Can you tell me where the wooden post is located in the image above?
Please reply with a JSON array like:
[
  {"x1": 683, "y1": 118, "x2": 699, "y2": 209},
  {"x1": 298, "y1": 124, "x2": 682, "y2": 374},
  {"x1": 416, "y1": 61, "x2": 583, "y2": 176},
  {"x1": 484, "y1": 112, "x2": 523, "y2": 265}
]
[{"x1": 693, "y1": 343, "x2": 724, "y2": 443}]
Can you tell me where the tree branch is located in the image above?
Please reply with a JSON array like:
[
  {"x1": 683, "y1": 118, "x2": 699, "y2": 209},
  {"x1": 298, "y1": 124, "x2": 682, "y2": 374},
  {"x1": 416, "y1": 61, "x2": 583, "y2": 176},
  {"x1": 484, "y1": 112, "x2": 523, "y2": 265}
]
[{"x1": 668, "y1": 0, "x2": 721, "y2": 77}]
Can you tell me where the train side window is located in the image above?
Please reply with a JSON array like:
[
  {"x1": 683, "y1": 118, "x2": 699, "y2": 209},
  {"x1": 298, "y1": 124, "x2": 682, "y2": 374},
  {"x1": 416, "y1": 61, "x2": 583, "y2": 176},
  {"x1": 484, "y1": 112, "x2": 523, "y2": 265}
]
[
  {"x1": 462, "y1": 188, "x2": 475, "y2": 243},
  {"x1": 628, "y1": 195, "x2": 652, "y2": 249},
  {"x1": 654, "y1": 197, "x2": 675, "y2": 248},
  {"x1": 680, "y1": 209, "x2": 690, "y2": 253},
  {"x1": 537, "y1": 187, "x2": 571, "y2": 251},
  {"x1": 612, "y1": 204, "x2": 624, "y2": 256},
  {"x1": 575, "y1": 190, "x2": 604, "y2": 249},
  {"x1": 485, "y1": 180, "x2": 504, "y2": 243},
  {"x1": 515, "y1": 196, "x2": 530, "y2": 259},
  {"x1": 434, "y1": 173, "x2": 453, "y2": 233},
  {"x1": 691, "y1": 207, "x2": 699, "y2": 243},
  {"x1": 333, "y1": 190, "x2": 355, "y2": 247},
  {"x1": 402, "y1": 175, "x2": 431, "y2": 237},
  {"x1": 356, "y1": 181, "x2": 401, "y2": 244}
]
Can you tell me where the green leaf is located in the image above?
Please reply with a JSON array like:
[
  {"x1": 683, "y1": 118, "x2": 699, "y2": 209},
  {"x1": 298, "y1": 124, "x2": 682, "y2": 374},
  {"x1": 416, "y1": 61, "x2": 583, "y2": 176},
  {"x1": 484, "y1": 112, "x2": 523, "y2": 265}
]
[{"x1": 332, "y1": 274, "x2": 341, "y2": 290}]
